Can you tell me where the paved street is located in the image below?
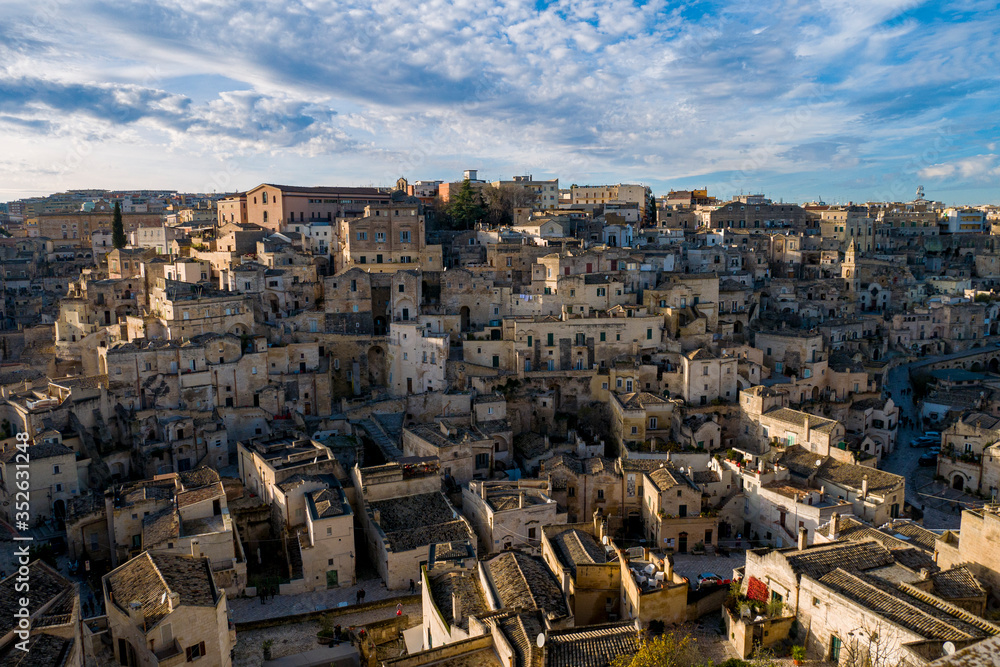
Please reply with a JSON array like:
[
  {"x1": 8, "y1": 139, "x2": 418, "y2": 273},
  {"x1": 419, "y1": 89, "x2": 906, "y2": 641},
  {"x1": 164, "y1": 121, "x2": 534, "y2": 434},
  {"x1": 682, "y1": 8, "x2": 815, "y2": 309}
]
[{"x1": 880, "y1": 352, "x2": 984, "y2": 530}]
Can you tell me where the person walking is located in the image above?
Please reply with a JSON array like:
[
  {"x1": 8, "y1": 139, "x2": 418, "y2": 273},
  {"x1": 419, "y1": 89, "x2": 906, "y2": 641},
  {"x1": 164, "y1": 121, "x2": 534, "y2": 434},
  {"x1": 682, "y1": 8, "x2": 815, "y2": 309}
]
[
  {"x1": 409, "y1": 579, "x2": 416, "y2": 595},
  {"x1": 356, "y1": 589, "x2": 363, "y2": 605}
]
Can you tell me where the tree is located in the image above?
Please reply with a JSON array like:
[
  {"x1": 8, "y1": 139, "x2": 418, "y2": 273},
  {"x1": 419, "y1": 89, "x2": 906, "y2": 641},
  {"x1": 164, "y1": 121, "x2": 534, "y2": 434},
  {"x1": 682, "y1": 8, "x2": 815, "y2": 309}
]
[
  {"x1": 111, "y1": 200, "x2": 126, "y2": 249},
  {"x1": 481, "y1": 184, "x2": 538, "y2": 227},
  {"x1": 447, "y1": 179, "x2": 487, "y2": 230},
  {"x1": 840, "y1": 620, "x2": 905, "y2": 667},
  {"x1": 612, "y1": 632, "x2": 697, "y2": 667}
]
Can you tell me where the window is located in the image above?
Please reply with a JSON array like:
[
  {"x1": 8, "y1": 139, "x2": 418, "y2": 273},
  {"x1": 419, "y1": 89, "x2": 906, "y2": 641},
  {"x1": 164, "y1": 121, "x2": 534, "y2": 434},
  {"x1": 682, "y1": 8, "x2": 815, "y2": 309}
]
[
  {"x1": 53, "y1": 465, "x2": 60, "y2": 474},
  {"x1": 400, "y1": 230, "x2": 410, "y2": 243},
  {"x1": 631, "y1": 426, "x2": 638, "y2": 435},
  {"x1": 528, "y1": 527, "x2": 537, "y2": 540},
  {"x1": 475, "y1": 453, "x2": 490, "y2": 469},
  {"x1": 649, "y1": 417, "x2": 657, "y2": 429},
  {"x1": 646, "y1": 328, "x2": 653, "y2": 340},
  {"x1": 568, "y1": 486, "x2": 576, "y2": 497},
  {"x1": 527, "y1": 335, "x2": 532, "y2": 347},
  {"x1": 597, "y1": 489, "x2": 605, "y2": 500},
  {"x1": 547, "y1": 333, "x2": 554, "y2": 346},
  {"x1": 185, "y1": 641, "x2": 206, "y2": 661},
  {"x1": 376, "y1": 232, "x2": 385, "y2": 242},
  {"x1": 600, "y1": 332, "x2": 606, "y2": 342}
]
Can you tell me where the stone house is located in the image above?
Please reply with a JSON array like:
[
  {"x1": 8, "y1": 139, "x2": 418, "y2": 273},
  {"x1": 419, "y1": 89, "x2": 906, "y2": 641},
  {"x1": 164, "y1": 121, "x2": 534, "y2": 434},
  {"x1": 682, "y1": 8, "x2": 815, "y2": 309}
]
[
  {"x1": 103, "y1": 552, "x2": 235, "y2": 667},
  {"x1": 462, "y1": 479, "x2": 564, "y2": 554}
]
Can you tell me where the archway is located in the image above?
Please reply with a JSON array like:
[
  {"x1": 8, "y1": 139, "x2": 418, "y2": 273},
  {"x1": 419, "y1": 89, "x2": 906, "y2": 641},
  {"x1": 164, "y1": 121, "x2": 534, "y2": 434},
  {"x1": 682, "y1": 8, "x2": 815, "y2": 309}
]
[
  {"x1": 953, "y1": 475, "x2": 965, "y2": 491},
  {"x1": 734, "y1": 321, "x2": 744, "y2": 334},
  {"x1": 990, "y1": 358, "x2": 1000, "y2": 374},
  {"x1": 460, "y1": 306, "x2": 471, "y2": 332},
  {"x1": 53, "y1": 499, "x2": 66, "y2": 522},
  {"x1": 367, "y1": 346, "x2": 386, "y2": 386},
  {"x1": 374, "y1": 315, "x2": 387, "y2": 336},
  {"x1": 971, "y1": 361, "x2": 983, "y2": 372},
  {"x1": 811, "y1": 386, "x2": 820, "y2": 401}
]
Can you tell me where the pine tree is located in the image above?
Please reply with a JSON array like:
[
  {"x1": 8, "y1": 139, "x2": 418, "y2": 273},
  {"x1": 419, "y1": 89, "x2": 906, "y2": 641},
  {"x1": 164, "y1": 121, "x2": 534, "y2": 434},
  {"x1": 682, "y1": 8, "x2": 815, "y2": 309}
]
[
  {"x1": 111, "y1": 201, "x2": 126, "y2": 249},
  {"x1": 447, "y1": 179, "x2": 486, "y2": 230}
]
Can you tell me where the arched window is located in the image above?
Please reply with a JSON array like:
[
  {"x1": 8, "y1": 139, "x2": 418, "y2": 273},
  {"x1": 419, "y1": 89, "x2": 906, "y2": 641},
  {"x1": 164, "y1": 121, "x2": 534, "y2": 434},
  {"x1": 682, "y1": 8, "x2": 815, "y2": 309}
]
[
  {"x1": 263, "y1": 211, "x2": 269, "y2": 224},
  {"x1": 262, "y1": 191, "x2": 268, "y2": 204}
]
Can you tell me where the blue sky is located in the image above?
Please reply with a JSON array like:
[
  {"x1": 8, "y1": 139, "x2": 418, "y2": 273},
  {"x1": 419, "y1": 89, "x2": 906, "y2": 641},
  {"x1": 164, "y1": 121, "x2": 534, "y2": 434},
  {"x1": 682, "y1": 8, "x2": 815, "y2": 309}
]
[{"x1": 1, "y1": 0, "x2": 998, "y2": 204}]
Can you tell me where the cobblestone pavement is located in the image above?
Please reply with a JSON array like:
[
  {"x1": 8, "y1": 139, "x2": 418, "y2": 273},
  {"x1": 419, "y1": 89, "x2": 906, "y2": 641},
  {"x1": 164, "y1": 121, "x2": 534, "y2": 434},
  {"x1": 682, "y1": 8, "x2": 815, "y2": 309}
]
[
  {"x1": 230, "y1": 577, "x2": 409, "y2": 623},
  {"x1": 233, "y1": 602, "x2": 421, "y2": 667}
]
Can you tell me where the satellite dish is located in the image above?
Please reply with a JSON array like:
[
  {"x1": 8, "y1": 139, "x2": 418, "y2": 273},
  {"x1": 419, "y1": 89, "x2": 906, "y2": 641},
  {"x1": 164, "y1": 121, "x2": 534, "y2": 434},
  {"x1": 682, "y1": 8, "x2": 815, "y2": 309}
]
[
  {"x1": 943, "y1": 642, "x2": 956, "y2": 655},
  {"x1": 536, "y1": 633, "x2": 546, "y2": 648},
  {"x1": 602, "y1": 535, "x2": 609, "y2": 545},
  {"x1": 815, "y1": 460, "x2": 822, "y2": 467}
]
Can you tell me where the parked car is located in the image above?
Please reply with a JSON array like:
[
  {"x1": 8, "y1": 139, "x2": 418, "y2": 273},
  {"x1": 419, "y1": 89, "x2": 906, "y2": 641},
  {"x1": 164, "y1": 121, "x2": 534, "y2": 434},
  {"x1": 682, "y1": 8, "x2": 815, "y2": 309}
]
[
  {"x1": 910, "y1": 438, "x2": 936, "y2": 448},
  {"x1": 918, "y1": 452, "x2": 938, "y2": 466},
  {"x1": 924, "y1": 431, "x2": 941, "y2": 439},
  {"x1": 697, "y1": 573, "x2": 723, "y2": 588}
]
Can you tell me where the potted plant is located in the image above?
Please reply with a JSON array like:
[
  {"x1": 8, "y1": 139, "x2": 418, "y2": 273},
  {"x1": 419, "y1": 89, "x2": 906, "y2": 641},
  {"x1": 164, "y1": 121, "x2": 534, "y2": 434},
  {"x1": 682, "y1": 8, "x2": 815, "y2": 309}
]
[
  {"x1": 791, "y1": 645, "x2": 806, "y2": 665},
  {"x1": 317, "y1": 614, "x2": 335, "y2": 645},
  {"x1": 262, "y1": 639, "x2": 273, "y2": 661},
  {"x1": 691, "y1": 541, "x2": 706, "y2": 555}
]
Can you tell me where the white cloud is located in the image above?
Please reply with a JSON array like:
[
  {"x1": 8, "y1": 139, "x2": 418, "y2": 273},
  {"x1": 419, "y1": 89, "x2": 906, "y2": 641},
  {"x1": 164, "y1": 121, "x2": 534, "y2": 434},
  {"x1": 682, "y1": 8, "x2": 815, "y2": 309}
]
[{"x1": 0, "y1": 0, "x2": 997, "y2": 201}]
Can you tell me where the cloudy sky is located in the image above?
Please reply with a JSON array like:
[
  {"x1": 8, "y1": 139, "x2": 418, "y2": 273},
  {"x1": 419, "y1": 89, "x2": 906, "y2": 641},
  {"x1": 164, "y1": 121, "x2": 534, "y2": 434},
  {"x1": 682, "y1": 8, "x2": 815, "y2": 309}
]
[{"x1": 1, "y1": 0, "x2": 998, "y2": 204}]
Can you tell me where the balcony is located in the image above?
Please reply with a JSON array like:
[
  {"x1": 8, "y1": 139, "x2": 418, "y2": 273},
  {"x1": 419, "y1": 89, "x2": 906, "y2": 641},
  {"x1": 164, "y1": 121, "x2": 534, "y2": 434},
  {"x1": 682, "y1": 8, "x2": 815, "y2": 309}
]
[{"x1": 153, "y1": 640, "x2": 183, "y2": 665}]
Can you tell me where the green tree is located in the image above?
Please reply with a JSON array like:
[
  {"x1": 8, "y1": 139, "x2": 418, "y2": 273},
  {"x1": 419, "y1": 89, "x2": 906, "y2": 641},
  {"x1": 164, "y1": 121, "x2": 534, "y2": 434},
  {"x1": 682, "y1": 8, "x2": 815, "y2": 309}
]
[
  {"x1": 111, "y1": 200, "x2": 127, "y2": 249},
  {"x1": 612, "y1": 632, "x2": 697, "y2": 667},
  {"x1": 447, "y1": 179, "x2": 487, "y2": 230}
]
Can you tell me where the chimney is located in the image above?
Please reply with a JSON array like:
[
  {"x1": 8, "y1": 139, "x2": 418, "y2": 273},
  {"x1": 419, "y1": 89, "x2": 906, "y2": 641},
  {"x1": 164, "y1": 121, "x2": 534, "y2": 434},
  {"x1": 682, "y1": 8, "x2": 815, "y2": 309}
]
[
  {"x1": 919, "y1": 568, "x2": 932, "y2": 581},
  {"x1": 452, "y1": 591, "x2": 463, "y2": 626},
  {"x1": 480, "y1": 483, "x2": 487, "y2": 499},
  {"x1": 798, "y1": 527, "x2": 808, "y2": 551},
  {"x1": 861, "y1": 475, "x2": 868, "y2": 498},
  {"x1": 167, "y1": 592, "x2": 180, "y2": 612},
  {"x1": 803, "y1": 414, "x2": 810, "y2": 445},
  {"x1": 190, "y1": 541, "x2": 200, "y2": 559},
  {"x1": 128, "y1": 601, "x2": 145, "y2": 630},
  {"x1": 664, "y1": 557, "x2": 673, "y2": 581},
  {"x1": 830, "y1": 512, "x2": 840, "y2": 539},
  {"x1": 643, "y1": 547, "x2": 650, "y2": 562},
  {"x1": 519, "y1": 492, "x2": 525, "y2": 509}
]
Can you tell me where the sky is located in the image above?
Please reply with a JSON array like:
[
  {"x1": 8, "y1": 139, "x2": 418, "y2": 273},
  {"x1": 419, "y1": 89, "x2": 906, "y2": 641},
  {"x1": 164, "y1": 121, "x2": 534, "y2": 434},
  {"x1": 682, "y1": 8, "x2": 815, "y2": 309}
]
[{"x1": 1, "y1": 0, "x2": 999, "y2": 205}]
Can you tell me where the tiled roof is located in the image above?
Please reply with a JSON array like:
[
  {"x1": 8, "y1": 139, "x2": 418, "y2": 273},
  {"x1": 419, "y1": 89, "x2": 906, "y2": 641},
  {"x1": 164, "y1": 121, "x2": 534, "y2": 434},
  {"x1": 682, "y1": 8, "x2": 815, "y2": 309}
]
[
  {"x1": 618, "y1": 392, "x2": 669, "y2": 410},
  {"x1": 784, "y1": 541, "x2": 895, "y2": 579},
  {"x1": 105, "y1": 552, "x2": 218, "y2": 631},
  {"x1": 486, "y1": 552, "x2": 569, "y2": 622},
  {"x1": 309, "y1": 487, "x2": 348, "y2": 519},
  {"x1": 764, "y1": 407, "x2": 839, "y2": 434},
  {"x1": 549, "y1": 528, "x2": 606, "y2": 578},
  {"x1": 142, "y1": 508, "x2": 180, "y2": 546},
  {"x1": 495, "y1": 611, "x2": 544, "y2": 667},
  {"x1": 176, "y1": 481, "x2": 224, "y2": 508},
  {"x1": 429, "y1": 571, "x2": 488, "y2": 631},
  {"x1": 778, "y1": 446, "x2": 903, "y2": 495},
  {"x1": 932, "y1": 567, "x2": 987, "y2": 600},
  {"x1": 0, "y1": 562, "x2": 72, "y2": 638},
  {"x1": 646, "y1": 467, "x2": 680, "y2": 492},
  {"x1": 545, "y1": 621, "x2": 640, "y2": 667},
  {"x1": 0, "y1": 440, "x2": 74, "y2": 463},
  {"x1": 819, "y1": 569, "x2": 997, "y2": 641},
  {"x1": 178, "y1": 466, "x2": 221, "y2": 489},
  {"x1": 960, "y1": 412, "x2": 1000, "y2": 431},
  {"x1": 0, "y1": 633, "x2": 73, "y2": 667},
  {"x1": 370, "y1": 492, "x2": 472, "y2": 552}
]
